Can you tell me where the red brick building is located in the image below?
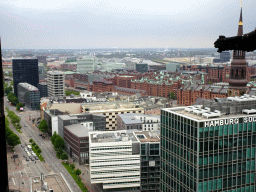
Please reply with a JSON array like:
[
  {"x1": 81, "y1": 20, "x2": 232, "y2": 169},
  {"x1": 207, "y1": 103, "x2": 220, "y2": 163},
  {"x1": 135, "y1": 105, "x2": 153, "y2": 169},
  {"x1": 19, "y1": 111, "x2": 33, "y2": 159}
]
[{"x1": 177, "y1": 84, "x2": 228, "y2": 106}]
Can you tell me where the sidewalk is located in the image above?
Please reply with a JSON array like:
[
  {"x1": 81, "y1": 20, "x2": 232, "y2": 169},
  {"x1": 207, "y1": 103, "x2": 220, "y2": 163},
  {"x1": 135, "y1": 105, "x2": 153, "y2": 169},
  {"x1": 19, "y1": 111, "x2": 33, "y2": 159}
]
[{"x1": 73, "y1": 161, "x2": 103, "y2": 192}]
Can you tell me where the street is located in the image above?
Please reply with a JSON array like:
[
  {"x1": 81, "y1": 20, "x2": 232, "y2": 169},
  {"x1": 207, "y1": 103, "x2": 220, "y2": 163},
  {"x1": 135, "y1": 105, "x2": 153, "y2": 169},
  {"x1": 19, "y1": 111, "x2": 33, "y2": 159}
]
[{"x1": 5, "y1": 97, "x2": 82, "y2": 192}]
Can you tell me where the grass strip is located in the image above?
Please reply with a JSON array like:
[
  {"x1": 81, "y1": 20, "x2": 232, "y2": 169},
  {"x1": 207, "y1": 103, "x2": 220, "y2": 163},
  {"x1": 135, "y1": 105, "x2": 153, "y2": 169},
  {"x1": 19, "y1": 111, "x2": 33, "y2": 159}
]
[{"x1": 61, "y1": 162, "x2": 88, "y2": 192}]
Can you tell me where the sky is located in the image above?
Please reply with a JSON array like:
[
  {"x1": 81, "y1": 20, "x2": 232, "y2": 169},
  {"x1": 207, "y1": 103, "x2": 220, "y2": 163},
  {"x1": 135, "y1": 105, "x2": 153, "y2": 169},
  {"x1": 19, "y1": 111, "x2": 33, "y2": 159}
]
[{"x1": 0, "y1": 0, "x2": 256, "y2": 49}]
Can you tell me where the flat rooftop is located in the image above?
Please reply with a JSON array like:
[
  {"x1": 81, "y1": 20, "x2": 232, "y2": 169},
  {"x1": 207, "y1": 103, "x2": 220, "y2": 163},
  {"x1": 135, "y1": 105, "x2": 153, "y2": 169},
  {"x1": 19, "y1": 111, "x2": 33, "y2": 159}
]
[
  {"x1": 133, "y1": 131, "x2": 160, "y2": 142},
  {"x1": 65, "y1": 124, "x2": 90, "y2": 137},
  {"x1": 164, "y1": 94, "x2": 256, "y2": 122},
  {"x1": 31, "y1": 173, "x2": 71, "y2": 192},
  {"x1": 90, "y1": 131, "x2": 131, "y2": 143}
]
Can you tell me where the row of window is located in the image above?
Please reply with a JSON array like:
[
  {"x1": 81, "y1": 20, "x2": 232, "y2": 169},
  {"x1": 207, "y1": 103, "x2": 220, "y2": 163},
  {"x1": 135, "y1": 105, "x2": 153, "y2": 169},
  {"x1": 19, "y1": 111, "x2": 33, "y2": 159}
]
[
  {"x1": 199, "y1": 161, "x2": 255, "y2": 180},
  {"x1": 199, "y1": 148, "x2": 256, "y2": 166},
  {"x1": 91, "y1": 163, "x2": 140, "y2": 169},
  {"x1": 91, "y1": 158, "x2": 139, "y2": 163},
  {"x1": 199, "y1": 136, "x2": 256, "y2": 153},
  {"x1": 104, "y1": 181, "x2": 140, "y2": 185},
  {"x1": 91, "y1": 147, "x2": 131, "y2": 151},
  {"x1": 92, "y1": 175, "x2": 140, "y2": 180},
  {"x1": 198, "y1": 173, "x2": 255, "y2": 192},
  {"x1": 90, "y1": 152, "x2": 132, "y2": 157},
  {"x1": 199, "y1": 123, "x2": 256, "y2": 138},
  {"x1": 91, "y1": 168, "x2": 140, "y2": 175}
]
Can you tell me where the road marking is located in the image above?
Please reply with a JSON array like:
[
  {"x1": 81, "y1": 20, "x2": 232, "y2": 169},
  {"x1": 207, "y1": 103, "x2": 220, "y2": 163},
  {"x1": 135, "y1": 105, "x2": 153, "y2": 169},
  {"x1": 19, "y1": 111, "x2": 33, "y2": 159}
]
[{"x1": 12, "y1": 178, "x2": 16, "y2": 186}]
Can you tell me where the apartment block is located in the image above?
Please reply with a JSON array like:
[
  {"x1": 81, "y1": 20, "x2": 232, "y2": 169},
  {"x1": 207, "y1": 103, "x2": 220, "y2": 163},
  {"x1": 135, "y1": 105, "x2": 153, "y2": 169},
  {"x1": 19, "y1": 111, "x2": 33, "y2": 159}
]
[{"x1": 47, "y1": 71, "x2": 65, "y2": 97}]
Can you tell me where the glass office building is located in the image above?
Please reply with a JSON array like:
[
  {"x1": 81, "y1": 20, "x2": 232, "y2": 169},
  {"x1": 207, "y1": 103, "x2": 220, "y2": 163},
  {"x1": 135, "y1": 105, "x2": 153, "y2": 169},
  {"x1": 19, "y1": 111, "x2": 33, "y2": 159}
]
[{"x1": 160, "y1": 95, "x2": 256, "y2": 192}]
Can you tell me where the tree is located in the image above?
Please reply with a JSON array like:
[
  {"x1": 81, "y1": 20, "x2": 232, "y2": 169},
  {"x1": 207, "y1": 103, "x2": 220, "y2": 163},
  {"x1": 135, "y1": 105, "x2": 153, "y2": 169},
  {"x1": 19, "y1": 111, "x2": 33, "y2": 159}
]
[
  {"x1": 70, "y1": 163, "x2": 75, "y2": 169},
  {"x1": 16, "y1": 102, "x2": 24, "y2": 111},
  {"x1": 61, "y1": 153, "x2": 68, "y2": 160},
  {"x1": 7, "y1": 92, "x2": 18, "y2": 106},
  {"x1": 37, "y1": 148, "x2": 42, "y2": 154},
  {"x1": 7, "y1": 133, "x2": 21, "y2": 148},
  {"x1": 75, "y1": 169, "x2": 81, "y2": 176},
  {"x1": 39, "y1": 119, "x2": 48, "y2": 133},
  {"x1": 51, "y1": 131, "x2": 58, "y2": 144},
  {"x1": 54, "y1": 135, "x2": 65, "y2": 150},
  {"x1": 4, "y1": 86, "x2": 13, "y2": 96},
  {"x1": 169, "y1": 92, "x2": 175, "y2": 100}
]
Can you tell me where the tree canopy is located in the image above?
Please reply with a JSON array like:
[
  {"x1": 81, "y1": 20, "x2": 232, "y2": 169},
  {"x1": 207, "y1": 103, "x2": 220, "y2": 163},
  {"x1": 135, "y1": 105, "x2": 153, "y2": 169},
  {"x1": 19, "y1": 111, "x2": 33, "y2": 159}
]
[{"x1": 39, "y1": 119, "x2": 48, "y2": 133}]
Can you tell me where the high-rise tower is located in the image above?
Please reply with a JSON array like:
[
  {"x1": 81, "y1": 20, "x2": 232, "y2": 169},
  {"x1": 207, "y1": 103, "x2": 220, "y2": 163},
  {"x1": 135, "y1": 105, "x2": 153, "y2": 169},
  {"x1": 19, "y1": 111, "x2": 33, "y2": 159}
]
[{"x1": 228, "y1": 6, "x2": 248, "y2": 96}]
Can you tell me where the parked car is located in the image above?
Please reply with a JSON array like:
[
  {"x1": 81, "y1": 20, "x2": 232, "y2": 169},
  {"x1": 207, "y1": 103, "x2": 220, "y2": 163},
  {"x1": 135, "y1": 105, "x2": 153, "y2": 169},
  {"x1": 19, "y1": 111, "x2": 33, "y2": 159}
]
[
  {"x1": 26, "y1": 157, "x2": 30, "y2": 161},
  {"x1": 35, "y1": 156, "x2": 39, "y2": 160}
]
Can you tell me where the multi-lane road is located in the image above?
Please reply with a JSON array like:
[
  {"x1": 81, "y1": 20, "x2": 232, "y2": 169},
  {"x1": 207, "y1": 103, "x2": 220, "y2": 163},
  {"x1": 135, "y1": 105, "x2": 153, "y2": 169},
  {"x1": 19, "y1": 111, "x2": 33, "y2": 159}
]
[{"x1": 5, "y1": 97, "x2": 82, "y2": 192}]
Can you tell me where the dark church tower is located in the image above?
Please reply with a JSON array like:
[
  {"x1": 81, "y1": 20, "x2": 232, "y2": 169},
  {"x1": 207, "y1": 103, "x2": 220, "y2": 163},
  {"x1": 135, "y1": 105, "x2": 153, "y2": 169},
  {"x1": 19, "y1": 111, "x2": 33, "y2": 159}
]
[{"x1": 228, "y1": 7, "x2": 248, "y2": 96}]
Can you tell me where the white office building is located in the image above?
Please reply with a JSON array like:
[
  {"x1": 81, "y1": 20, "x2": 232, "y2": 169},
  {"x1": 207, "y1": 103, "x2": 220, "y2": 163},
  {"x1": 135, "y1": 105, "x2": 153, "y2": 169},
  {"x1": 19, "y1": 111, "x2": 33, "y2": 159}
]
[
  {"x1": 77, "y1": 56, "x2": 96, "y2": 73},
  {"x1": 89, "y1": 130, "x2": 141, "y2": 192},
  {"x1": 47, "y1": 71, "x2": 65, "y2": 97}
]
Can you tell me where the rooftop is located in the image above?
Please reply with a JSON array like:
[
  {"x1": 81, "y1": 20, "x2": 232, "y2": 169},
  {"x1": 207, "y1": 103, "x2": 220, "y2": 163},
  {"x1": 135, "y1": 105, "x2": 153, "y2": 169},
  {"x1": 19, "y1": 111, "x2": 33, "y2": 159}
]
[
  {"x1": 164, "y1": 94, "x2": 256, "y2": 122},
  {"x1": 18, "y1": 82, "x2": 39, "y2": 91},
  {"x1": 65, "y1": 124, "x2": 90, "y2": 137},
  {"x1": 31, "y1": 173, "x2": 71, "y2": 192}
]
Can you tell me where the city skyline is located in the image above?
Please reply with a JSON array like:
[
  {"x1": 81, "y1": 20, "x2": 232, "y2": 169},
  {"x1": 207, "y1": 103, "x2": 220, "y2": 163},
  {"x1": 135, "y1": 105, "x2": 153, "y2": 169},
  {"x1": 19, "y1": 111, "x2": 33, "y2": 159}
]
[{"x1": 1, "y1": 0, "x2": 256, "y2": 49}]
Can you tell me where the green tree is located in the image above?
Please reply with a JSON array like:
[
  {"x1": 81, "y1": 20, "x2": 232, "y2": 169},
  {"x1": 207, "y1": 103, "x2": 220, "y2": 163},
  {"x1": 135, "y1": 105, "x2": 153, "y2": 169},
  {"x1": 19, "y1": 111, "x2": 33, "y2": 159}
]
[
  {"x1": 61, "y1": 153, "x2": 68, "y2": 160},
  {"x1": 169, "y1": 92, "x2": 175, "y2": 100},
  {"x1": 75, "y1": 169, "x2": 82, "y2": 176},
  {"x1": 7, "y1": 92, "x2": 18, "y2": 106},
  {"x1": 37, "y1": 148, "x2": 42, "y2": 154},
  {"x1": 70, "y1": 163, "x2": 75, "y2": 169},
  {"x1": 54, "y1": 135, "x2": 65, "y2": 150},
  {"x1": 7, "y1": 132, "x2": 21, "y2": 148},
  {"x1": 51, "y1": 131, "x2": 58, "y2": 144},
  {"x1": 38, "y1": 119, "x2": 48, "y2": 133},
  {"x1": 16, "y1": 102, "x2": 24, "y2": 111},
  {"x1": 4, "y1": 86, "x2": 13, "y2": 96}
]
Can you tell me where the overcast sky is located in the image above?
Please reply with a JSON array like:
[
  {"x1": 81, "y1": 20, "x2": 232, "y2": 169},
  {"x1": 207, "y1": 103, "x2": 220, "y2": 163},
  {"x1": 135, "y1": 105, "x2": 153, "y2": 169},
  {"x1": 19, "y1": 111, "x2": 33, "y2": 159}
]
[{"x1": 1, "y1": 0, "x2": 255, "y2": 49}]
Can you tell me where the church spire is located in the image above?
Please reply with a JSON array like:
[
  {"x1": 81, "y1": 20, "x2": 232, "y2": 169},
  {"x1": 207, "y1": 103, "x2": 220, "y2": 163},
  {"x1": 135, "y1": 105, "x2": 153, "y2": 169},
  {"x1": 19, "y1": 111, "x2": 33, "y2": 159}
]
[{"x1": 237, "y1": 4, "x2": 243, "y2": 36}]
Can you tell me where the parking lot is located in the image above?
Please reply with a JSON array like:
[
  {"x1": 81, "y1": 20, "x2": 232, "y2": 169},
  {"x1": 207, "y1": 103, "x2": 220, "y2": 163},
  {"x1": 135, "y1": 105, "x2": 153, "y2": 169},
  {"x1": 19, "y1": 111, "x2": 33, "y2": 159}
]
[{"x1": 21, "y1": 143, "x2": 39, "y2": 162}]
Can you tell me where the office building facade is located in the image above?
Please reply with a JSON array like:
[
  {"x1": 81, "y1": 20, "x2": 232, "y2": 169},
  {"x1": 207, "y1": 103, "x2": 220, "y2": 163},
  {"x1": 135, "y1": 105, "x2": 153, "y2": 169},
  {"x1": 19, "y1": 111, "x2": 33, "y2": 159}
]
[
  {"x1": 58, "y1": 113, "x2": 106, "y2": 139},
  {"x1": 17, "y1": 83, "x2": 40, "y2": 110},
  {"x1": 161, "y1": 95, "x2": 256, "y2": 192},
  {"x1": 37, "y1": 82, "x2": 48, "y2": 98},
  {"x1": 12, "y1": 59, "x2": 39, "y2": 96},
  {"x1": 89, "y1": 130, "x2": 141, "y2": 192},
  {"x1": 47, "y1": 71, "x2": 65, "y2": 97}
]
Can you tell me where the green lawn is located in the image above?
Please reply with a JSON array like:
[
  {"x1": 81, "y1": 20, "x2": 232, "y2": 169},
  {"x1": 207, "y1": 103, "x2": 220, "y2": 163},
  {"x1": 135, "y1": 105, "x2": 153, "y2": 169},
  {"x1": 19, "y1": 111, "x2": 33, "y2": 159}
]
[{"x1": 62, "y1": 162, "x2": 88, "y2": 192}]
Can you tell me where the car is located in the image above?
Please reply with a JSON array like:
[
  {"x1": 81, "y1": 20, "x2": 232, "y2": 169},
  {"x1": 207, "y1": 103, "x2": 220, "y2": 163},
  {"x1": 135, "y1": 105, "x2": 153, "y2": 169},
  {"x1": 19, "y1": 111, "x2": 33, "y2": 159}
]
[
  {"x1": 39, "y1": 133, "x2": 42, "y2": 136},
  {"x1": 24, "y1": 124, "x2": 27, "y2": 127},
  {"x1": 26, "y1": 157, "x2": 30, "y2": 161},
  {"x1": 31, "y1": 157, "x2": 35, "y2": 161},
  {"x1": 21, "y1": 144, "x2": 25, "y2": 148},
  {"x1": 42, "y1": 136, "x2": 45, "y2": 139},
  {"x1": 35, "y1": 157, "x2": 39, "y2": 160},
  {"x1": 23, "y1": 154, "x2": 27, "y2": 158}
]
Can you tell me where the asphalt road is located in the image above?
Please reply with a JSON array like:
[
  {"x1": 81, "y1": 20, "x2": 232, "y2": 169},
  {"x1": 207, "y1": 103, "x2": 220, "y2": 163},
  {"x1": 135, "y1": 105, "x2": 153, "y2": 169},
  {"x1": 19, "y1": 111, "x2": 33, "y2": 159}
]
[{"x1": 5, "y1": 97, "x2": 82, "y2": 192}]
